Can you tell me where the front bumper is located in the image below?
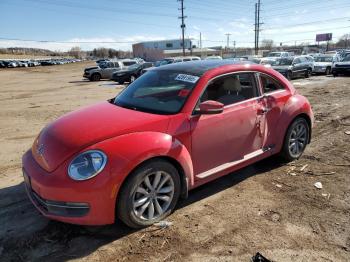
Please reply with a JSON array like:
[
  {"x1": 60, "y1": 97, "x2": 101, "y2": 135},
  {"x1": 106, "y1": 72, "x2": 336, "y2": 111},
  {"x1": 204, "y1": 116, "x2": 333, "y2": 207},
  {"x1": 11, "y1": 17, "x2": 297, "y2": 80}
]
[
  {"x1": 22, "y1": 150, "x2": 117, "y2": 225},
  {"x1": 112, "y1": 74, "x2": 129, "y2": 83},
  {"x1": 332, "y1": 67, "x2": 350, "y2": 74},
  {"x1": 313, "y1": 67, "x2": 327, "y2": 73},
  {"x1": 83, "y1": 72, "x2": 90, "y2": 78}
]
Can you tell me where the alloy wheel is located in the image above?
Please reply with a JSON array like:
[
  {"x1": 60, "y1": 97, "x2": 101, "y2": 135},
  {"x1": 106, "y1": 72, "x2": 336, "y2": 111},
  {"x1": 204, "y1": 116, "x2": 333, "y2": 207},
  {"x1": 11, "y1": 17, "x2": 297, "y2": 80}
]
[
  {"x1": 288, "y1": 122, "x2": 307, "y2": 158},
  {"x1": 132, "y1": 171, "x2": 174, "y2": 221}
]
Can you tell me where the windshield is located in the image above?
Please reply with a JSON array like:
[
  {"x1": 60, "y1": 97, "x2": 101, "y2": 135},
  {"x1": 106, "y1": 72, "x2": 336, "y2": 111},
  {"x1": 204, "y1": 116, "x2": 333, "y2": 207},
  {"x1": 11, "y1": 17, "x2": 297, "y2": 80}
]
[
  {"x1": 123, "y1": 61, "x2": 137, "y2": 66},
  {"x1": 314, "y1": 56, "x2": 333, "y2": 62},
  {"x1": 261, "y1": 59, "x2": 278, "y2": 65},
  {"x1": 128, "y1": 64, "x2": 141, "y2": 70},
  {"x1": 343, "y1": 55, "x2": 350, "y2": 62},
  {"x1": 155, "y1": 59, "x2": 174, "y2": 67},
  {"x1": 114, "y1": 70, "x2": 199, "y2": 114},
  {"x1": 267, "y1": 52, "x2": 281, "y2": 57}
]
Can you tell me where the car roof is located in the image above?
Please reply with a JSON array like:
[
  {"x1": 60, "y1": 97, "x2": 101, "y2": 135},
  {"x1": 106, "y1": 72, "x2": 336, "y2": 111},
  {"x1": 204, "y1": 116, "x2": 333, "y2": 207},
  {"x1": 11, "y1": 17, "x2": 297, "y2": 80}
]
[{"x1": 152, "y1": 60, "x2": 253, "y2": 76}]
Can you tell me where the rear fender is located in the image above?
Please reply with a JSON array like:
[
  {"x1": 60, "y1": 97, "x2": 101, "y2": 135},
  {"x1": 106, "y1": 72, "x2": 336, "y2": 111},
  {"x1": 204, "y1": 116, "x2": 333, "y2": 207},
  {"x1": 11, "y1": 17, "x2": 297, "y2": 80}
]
[{"x1": 274, "y1": 94, "x2": 313, "y2": 152}]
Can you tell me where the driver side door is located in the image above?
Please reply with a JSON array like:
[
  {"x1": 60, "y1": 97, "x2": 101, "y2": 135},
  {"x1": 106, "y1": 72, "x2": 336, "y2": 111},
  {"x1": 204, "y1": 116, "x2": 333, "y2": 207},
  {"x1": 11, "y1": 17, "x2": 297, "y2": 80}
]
[{"x1": 190, "y1": 72, "x2": 266, "y2": 179}]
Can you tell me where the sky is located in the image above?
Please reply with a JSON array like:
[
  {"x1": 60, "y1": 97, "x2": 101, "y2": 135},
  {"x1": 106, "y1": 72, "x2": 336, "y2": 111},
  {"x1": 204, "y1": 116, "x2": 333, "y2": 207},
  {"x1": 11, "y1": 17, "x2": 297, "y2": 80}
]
[{"x1": 0, "y1": 0, "x2": 350, "y2": 51}]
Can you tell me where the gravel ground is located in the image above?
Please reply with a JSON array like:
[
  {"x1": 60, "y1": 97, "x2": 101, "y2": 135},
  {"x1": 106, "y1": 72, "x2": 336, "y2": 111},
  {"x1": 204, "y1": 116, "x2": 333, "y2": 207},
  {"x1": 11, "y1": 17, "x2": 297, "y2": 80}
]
[{"x1": 0, "y1": 62, "x2": 349, "y2": 261}]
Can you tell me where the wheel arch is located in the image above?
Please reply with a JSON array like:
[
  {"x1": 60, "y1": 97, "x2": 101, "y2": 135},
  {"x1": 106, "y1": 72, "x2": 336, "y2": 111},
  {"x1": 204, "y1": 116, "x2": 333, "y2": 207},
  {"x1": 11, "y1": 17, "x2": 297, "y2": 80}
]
[
  {"x1": 115, "y1": 155, "x2": 189, "y2": 206},
  {"x1": 284, "y1": 113, "x2": 312, "y2": 145},
  {"x1": 274, "y1": 94, "x2": 313, "y2": 153},
  {"x1": 91, "y1": 72, "x2": 101, "y2": 78}
]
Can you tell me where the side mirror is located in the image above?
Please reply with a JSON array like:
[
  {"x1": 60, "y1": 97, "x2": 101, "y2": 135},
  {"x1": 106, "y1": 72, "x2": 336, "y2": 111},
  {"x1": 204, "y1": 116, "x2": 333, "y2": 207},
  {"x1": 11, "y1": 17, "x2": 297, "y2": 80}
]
[{"x1": 196, "y1": 100, "x2": 224, "y2": 115}]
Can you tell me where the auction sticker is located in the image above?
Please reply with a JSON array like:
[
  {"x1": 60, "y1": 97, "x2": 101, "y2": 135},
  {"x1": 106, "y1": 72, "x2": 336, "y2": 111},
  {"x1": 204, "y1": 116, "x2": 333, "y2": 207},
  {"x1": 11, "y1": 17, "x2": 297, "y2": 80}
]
[{"x1": 175, "y1": 74, "x2": 199, "y2": 83}]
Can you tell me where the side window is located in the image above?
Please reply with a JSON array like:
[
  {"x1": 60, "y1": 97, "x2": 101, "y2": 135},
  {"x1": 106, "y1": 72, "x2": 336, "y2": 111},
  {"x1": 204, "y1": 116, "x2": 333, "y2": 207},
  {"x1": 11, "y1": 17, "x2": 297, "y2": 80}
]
[
  {"x1": 114, "y1": 62, "x2": 120, "y2": 68},
  {"x1": 107, "y1": 62, "x2": 114, "y2": 68},
  {"x1": 260, "y1": 74, "x2": 285, "y2": 94},
  {"x1": 294, "y1": 58, "x2": 301, "y2": 64},
  {"x1": 200, "y1": 73, "x2": 258, "y2": 106}
]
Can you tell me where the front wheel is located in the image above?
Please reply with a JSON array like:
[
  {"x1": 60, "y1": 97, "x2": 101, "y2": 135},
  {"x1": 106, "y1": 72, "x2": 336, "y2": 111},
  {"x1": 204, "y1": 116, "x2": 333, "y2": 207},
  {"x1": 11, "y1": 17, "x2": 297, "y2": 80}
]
[
  {"x1": 325, "y1": 67, "x2": 331, "y2": 75},
  {"x1": 305, "y1": 69, "x2": 311, "y2": 78},
  {"x1": 280, "y1": 117, "x2": 309, "y2": 161},
  {"x1": 90, "y1": 73, "x2": 101, "y2": 81},
  {"x1": 117, "y1": 160, "x2": 181, "y2": 228},
  {"x1": 286, "y1": 71, "x2": 293, "y2": 80}
]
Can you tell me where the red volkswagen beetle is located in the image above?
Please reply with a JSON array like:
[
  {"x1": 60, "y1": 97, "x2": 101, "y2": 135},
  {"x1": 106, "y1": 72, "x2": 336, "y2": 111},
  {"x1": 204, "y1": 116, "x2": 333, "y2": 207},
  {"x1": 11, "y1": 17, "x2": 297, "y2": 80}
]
[{"x1": 22, "y1": 60, "x2": 313, "y2": 228}]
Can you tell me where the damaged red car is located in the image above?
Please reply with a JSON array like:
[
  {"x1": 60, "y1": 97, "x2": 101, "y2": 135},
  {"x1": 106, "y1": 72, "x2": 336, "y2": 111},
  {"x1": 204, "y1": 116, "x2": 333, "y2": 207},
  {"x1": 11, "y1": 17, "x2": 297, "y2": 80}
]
[{"x1": 22, "y1": 60, "x2": 313, "y2": 228}]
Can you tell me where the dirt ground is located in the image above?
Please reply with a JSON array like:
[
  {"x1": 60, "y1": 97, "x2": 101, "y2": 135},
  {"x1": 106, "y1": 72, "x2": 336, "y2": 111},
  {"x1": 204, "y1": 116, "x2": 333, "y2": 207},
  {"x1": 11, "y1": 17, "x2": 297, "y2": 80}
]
[{"x1": 0, "y1": 62, "x2": 349, "y2": 262}]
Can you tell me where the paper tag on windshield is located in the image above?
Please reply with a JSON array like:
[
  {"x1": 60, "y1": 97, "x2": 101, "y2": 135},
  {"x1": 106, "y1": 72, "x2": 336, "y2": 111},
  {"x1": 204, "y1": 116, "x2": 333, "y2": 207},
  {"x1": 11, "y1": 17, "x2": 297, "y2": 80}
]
[{"x1": 175, "y1": 74, "x2": 199, "y2": 83}]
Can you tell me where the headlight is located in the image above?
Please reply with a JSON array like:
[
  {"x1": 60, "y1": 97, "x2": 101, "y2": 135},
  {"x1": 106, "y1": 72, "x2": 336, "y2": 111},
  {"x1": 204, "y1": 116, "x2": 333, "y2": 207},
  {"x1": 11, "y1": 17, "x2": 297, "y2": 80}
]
[{"x1": 68, "y1": 150, "x2": 107, "y2": 181}]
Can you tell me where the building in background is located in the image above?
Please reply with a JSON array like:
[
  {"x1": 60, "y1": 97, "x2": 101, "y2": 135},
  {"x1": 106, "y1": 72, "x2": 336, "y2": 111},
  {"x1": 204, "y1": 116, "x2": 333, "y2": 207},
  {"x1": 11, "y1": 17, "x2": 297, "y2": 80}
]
[{"x1": 132, "y1": 39, "x2": 192, "y2": 61}]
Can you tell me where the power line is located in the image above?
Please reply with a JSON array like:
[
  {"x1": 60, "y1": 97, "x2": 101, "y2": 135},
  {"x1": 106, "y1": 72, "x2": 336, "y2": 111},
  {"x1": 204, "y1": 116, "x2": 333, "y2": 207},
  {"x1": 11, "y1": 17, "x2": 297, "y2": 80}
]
[{"x1": 0, "y1": 37, "x2": 137, "y2": 44}]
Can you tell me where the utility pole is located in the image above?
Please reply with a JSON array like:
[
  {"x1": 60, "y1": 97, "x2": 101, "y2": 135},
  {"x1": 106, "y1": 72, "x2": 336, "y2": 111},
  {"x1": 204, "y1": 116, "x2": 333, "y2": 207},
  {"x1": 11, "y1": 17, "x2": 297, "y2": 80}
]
[
  {"x1": 233, "y1": 40, "x2": 236, "y2": 57},
  {"x1": 225, "y1": 33, "x2": 231, "y2": 49},
  {"x1": 254, "y1": 3, "x2": 257, "y2": 55},
  {"x1": 254, "y1": 0, "x2": 262, "y2": 55},
  {"x1": 200, "y1": 32, "x2": 203, "y2": 58},
  {"x1": 178, "y1": 0, "x2": 187, "y2": 56}
]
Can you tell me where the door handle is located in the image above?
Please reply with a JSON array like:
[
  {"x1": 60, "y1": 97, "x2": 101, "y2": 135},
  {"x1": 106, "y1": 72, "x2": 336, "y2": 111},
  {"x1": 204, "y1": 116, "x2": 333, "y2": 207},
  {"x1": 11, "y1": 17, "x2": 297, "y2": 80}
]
[{"x1": 257, "y1": 107, "x2": 269, "y2": 115}]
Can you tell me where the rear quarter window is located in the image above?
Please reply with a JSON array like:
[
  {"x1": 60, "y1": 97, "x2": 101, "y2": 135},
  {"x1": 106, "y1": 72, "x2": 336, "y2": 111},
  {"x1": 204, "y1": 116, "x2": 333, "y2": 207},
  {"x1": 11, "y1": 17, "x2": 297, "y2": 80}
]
[{"x1": 260, "y1": 74, "x2": 285, "y2": 94}]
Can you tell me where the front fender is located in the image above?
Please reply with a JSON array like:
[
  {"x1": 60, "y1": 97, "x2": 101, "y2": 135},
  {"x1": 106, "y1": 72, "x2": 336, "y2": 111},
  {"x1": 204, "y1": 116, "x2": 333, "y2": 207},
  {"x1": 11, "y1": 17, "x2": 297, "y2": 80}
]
[
  {"x1": 93, "y1": 131, "x2": 194, "y2": 196},
  {"x1": 274, "y1": 94, "x2": 314, "y2": 152}
]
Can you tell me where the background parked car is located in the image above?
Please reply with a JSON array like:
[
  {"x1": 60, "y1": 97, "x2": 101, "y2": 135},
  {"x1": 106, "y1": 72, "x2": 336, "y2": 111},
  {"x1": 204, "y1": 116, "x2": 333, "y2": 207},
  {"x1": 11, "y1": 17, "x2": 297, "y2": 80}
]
[
  {"x1": 112, "y1": 62, "x2": 153, "y2": 84},
  {"x1": 271, "y1": 56, "x2": 312, "y2": 80},
  {"x1": 332, "y1": 54, "x2": 350, "y2": 76},
  {"x1": 84, "y1": 60, "x2": 136, "y2": 81},
  {"x1": 313, "y1": 55, "x2": 340, "y2": 75},
  {"x1": 265, "y1": 51, "x2": 291, "y2": 59},
  {"x1": 7, "y1": 61, "x2": 18, "y2": 68}
]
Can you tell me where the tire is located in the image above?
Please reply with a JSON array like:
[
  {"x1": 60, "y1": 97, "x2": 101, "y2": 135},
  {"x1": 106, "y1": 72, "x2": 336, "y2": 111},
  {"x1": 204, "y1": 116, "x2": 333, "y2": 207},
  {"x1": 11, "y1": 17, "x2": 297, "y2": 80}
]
[
  {"x1": 325, "y1": 67, "x2": 331, "y2": 75},
  {"x1": 130, "y1": 75, "x2": 136, "y2": 83},
  {"x1": 90, "y1": 73, "x2": 101, "y2": 81},
  {"x1": 118, "y1": 81, "x2": 124, "y2": 85},
  {"x1": 280, "y1": 117, "x2": 310, "y2": 161},
  {"x1": 286, "y1": 71, "x2": 293, "y2": 80},
  {"x1": 117, "y1": 160, "x2": 181, "y2": 228},
  {"x1": 305, "y1": 69, "x2": 311, "y2": 78},
  {"x1": 333, "y1": 72, "x2": 338, "y2": 77}
]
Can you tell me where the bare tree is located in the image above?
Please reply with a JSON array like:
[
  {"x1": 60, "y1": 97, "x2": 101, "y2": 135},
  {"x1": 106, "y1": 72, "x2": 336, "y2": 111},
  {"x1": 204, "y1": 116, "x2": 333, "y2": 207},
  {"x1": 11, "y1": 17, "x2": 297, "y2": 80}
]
[
  {"x1": 261, "y1": 39, "x2": 274, "y2": 50},
  {"x1": 336, "y1": 34, "x2": 350, "y2": 48},
  {"x1": 68, "y1": 46, "x2": 82, "y2": 59}
]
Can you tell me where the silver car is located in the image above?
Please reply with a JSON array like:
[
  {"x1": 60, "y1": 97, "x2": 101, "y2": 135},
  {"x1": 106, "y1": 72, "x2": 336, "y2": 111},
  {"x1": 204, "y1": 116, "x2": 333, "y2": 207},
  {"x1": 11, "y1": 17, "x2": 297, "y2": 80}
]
[
  {"x1": 83, "y1": 60, "x2": 136, "y2": 81},
  {"x1": 314, "y1": 55, "x2": 340, "y2": 75}
]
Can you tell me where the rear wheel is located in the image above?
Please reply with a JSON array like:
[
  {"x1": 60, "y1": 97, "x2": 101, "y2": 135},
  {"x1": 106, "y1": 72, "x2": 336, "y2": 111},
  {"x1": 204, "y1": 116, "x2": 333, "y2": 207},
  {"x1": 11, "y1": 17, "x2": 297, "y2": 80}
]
[
  {"x1": 305, "y1": 68, "x2": 311, "y2": 78},
  {"x1": 90, "y1": 73, "x2": 101, "y2": 81},
  {"x1": 325, "y1": 67, "x2": 331, "y2": 75},
  {"x1": 130, "y1": 75, "x2": 136, "y2": 83},
  {"x1": 287, "y1": 71, "x2": 293, "y2": 80},
  {"x1": 280, "y1": 117, "x2": 309, "y2": 161},
  {"x1": 117, "y1": 160, "x2": 181, "y2": 228}
]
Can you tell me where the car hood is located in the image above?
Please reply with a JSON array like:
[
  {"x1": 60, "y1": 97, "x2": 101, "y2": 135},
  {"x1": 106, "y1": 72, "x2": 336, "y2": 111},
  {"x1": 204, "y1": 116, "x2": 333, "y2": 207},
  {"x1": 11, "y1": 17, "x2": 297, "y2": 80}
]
[
  {"x1": 114, "y1": 69, "x2": 132, "y2": 74},
  {"x1": 32, "y1": 101, "x2": 170, "y2": 172},
  {"x1": 314, "y1": 62, "x2": 331, "y2": 66},
  {"x1": 85, "y1": 66, "x2": 99, "y2": 71},
  {"x1": 272, "y1": 65, "x2": 290, "y2": 71},
  {"x1": 335, "y1": 61, "x2": 350, "y2": 66}
]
